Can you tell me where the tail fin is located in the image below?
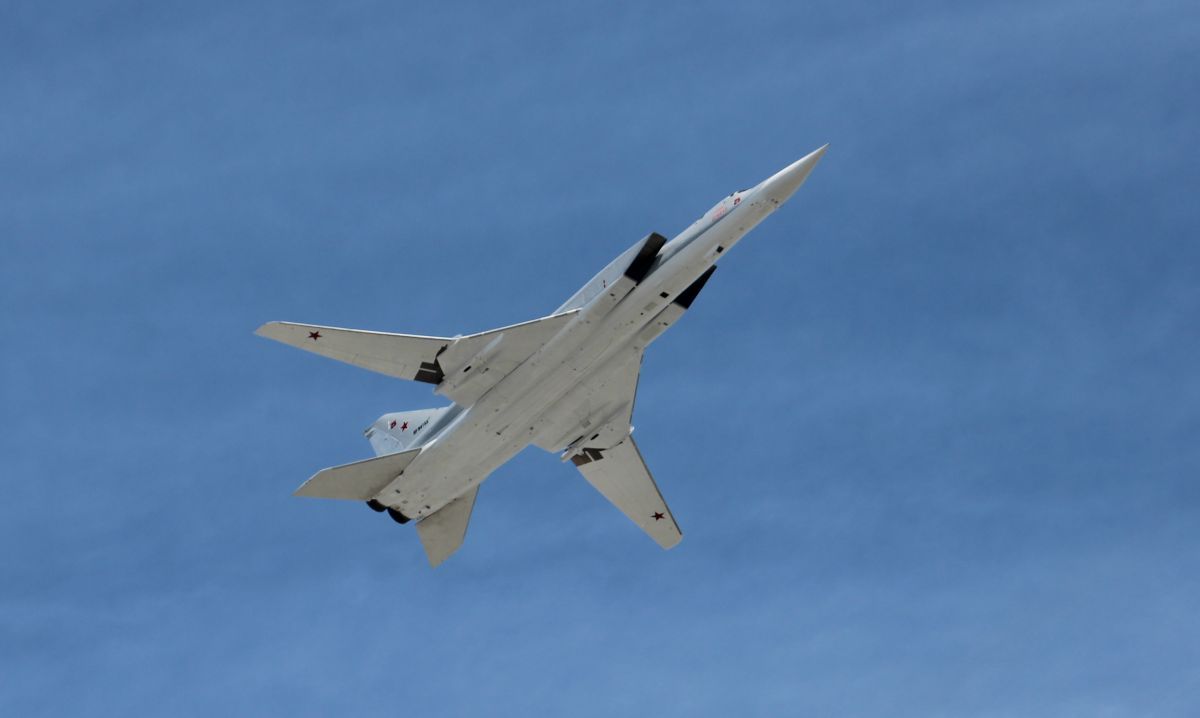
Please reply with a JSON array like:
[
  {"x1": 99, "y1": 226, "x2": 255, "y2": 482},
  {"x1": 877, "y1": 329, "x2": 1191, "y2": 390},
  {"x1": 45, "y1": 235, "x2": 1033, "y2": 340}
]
[{"x1": 365, "y1": 406, "x2": 455, "y2": 456}]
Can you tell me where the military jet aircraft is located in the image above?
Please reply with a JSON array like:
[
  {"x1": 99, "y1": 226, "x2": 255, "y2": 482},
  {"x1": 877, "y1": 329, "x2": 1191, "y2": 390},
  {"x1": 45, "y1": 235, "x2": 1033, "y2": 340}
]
[{"x1": 257, "y1": 146, "x2": 827, "y2": 566}]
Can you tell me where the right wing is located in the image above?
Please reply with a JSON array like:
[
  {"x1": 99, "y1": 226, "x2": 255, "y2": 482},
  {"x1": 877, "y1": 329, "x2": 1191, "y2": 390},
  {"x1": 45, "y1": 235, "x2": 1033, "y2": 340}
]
[
  {"x1": 255, "y1": 310, "x2": 577, "y2": 400},
  {"x1": 255, "y1": 322, "x2": 449, "y2": 383},
  {"x1": 573, "y1": 435, "x2": 681, "y2": 549}
]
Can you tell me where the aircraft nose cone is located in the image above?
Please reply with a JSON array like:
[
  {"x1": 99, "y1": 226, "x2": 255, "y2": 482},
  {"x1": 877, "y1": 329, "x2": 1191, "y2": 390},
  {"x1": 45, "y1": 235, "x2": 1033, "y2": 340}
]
[{"x1": 759, "y1": 144, "x2": 828, "y2": 204}]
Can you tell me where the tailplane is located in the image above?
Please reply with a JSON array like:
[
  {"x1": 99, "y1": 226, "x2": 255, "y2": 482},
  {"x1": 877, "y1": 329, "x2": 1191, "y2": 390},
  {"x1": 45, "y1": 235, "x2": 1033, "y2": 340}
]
[
  {"x1": 294, "y1": 448, "x2": 421, "y2": 501},
  {"x1": 416, "y1": 486, "x2": 480, "y2": 567}
]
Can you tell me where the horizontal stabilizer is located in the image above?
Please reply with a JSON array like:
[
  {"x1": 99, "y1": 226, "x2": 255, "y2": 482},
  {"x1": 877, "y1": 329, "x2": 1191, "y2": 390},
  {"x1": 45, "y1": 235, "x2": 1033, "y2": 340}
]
[
  {"x1": 294, "y1": 448, "x2": 421, "y2": 500},
  {"x1": 573, "y1": 436, "x2": 681, "y2": 549},
  {"x1": 416, "y1": 486, "x2": 479, "y2": 567}
]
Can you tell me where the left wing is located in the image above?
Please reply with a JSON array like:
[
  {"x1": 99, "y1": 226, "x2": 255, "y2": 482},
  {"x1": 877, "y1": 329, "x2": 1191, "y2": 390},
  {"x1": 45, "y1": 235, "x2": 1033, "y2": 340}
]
[{"x1": 572, "y1": 436, "x2": 681, "y2": 549}]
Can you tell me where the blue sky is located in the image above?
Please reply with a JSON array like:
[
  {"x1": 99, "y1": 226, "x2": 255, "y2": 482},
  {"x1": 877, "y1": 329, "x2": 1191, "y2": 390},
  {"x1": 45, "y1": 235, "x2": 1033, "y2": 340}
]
[{"x1": 3, "y1": 0, "x2": 1198, "y2": 715}]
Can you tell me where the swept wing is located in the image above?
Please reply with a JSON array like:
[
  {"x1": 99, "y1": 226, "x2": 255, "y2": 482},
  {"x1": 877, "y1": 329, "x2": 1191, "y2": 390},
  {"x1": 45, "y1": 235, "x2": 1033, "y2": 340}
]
[
  {"x1": 256, "y1": 310, "x2": 577, "y2": 403},
  {"x1": 573, "y1": 436, "x2": 681, "y2": 549}
]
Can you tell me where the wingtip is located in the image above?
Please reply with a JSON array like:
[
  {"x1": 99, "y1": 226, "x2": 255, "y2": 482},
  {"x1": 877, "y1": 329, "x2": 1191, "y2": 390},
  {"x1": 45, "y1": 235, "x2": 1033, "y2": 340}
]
[
  {"x1": 420, "y1": 531, "x2": 463, "y2": 568},
  {"x1": 659, "y1": 532, "x2": 683, "y2": 550},
  {"x1": 656, "y1": 520, "x2": 683, "y2": 550},
  {"x1": 292, "y1": 470, "x2": 326, "y2": 497}
]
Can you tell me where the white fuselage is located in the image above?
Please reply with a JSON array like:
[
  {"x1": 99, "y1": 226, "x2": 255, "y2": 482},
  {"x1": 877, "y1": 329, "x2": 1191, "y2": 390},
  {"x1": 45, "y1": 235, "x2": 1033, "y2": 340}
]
[{"x1": 379, "y1": 165, "x2": 805, "y2": 519}]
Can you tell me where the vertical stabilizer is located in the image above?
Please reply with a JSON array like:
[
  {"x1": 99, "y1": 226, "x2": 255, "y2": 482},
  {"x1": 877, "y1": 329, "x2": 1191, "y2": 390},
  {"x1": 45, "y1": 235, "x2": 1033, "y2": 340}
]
[{"x1": 366, "y1": 406, "x2": 456, "y2": 456}]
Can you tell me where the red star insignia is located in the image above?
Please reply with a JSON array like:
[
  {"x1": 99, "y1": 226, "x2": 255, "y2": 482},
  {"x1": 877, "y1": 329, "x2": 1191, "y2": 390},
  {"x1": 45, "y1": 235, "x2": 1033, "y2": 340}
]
[
  {"x1": 652, "y1": 512, "x2": 665, "y2": 521},
  {"x1": 389, "y1": 420, "x2": 397, "y2": 429},
  {"x1": 308, "y1": 331, "x2": 321, "y2": 341},
  {"x1": 400, "y1": 421, "x2": 409, "y2": 431}
]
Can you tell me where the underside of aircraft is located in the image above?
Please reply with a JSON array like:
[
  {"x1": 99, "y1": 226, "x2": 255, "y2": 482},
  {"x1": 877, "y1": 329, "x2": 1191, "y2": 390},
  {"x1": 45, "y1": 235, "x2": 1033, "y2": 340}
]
[{"x1": 257, "y1": 146, "x2": 827, "y2": 566}]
